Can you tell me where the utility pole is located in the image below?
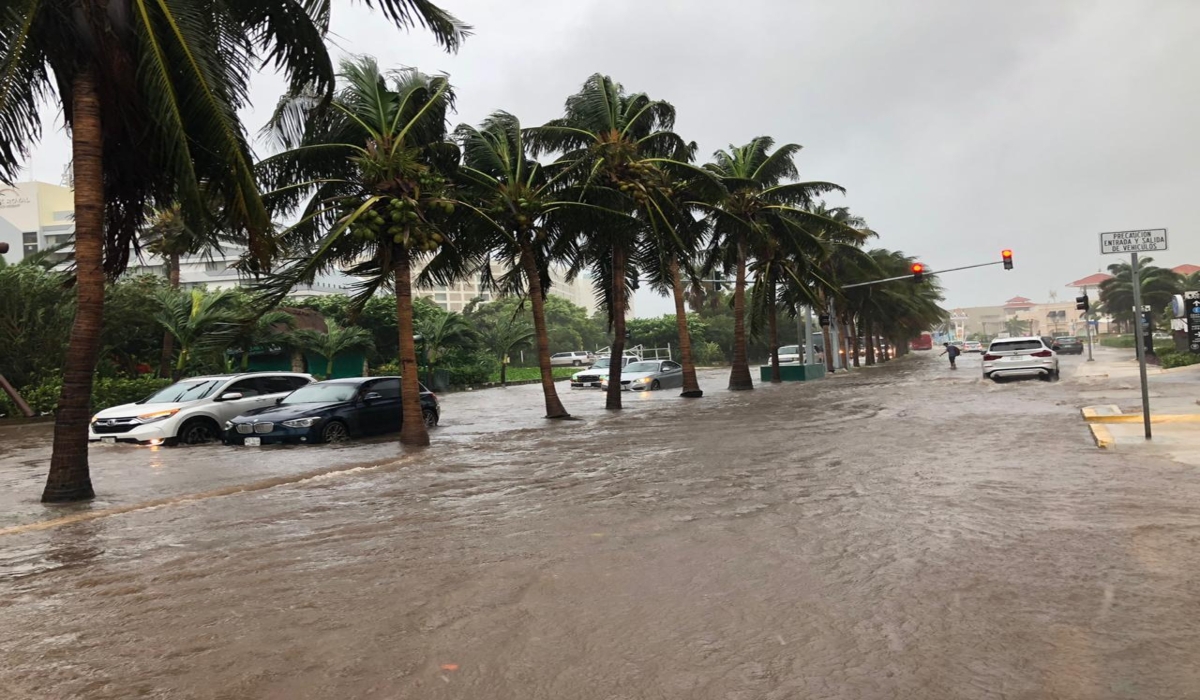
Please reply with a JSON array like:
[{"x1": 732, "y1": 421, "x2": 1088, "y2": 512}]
[{"x1": 1131, "y1": 252, "x2": 1152, "y2": 439}]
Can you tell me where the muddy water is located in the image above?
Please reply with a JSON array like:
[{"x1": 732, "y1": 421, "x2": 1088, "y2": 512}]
[{"x1": 2, "y1": 354, "x2": 1200, "y2": 699}]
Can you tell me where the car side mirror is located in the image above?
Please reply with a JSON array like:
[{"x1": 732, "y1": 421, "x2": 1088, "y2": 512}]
[
  {"x1": 363, "y1": 391, "x2": 382, "y2": 402},
  {"x1": 275, "y1": 397, "x2": 285, "y2": 405},
  {"x1": 218, "y1": 392, "x2": 243, "y2": 402}
]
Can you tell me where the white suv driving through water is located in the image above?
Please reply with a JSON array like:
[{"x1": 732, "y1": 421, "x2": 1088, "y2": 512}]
[
  {"x1": 982, "y1": 337, "x2": 1059, "y2": 382},
  {"x1": 89, "y1": 372, "x2": 314, "y2": 445}
]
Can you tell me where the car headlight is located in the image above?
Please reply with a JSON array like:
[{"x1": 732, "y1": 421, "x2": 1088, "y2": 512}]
[
  {"x1": 224, "y1": 421, "x2": 233, "y2": 430},
  {"x1": 281, "y1": 417, "x2": 317, "y2": 428},
  {"x1": 136, "y1": 408, "x2": 179, "y2": 424}
]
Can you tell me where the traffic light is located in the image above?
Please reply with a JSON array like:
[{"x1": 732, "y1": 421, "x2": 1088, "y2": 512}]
[
  {"x1": 911, "y1": 262, "x2": 925, "y2": 283},
  {"x1": 1076, "y1": 294, "x2": 1089, "y2": 312},
  {"x1": 1002, "y1": 249, "x2": 1013, "y2": 270},
  {"x1": 818, "y1": 314, "x2": 831, "y2": 327}
]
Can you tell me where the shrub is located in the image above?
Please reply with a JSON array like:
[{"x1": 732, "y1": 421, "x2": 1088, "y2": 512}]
[
  {"x1": 692, "y1": 341, "x2": 726, "y2": 366},
  {"x1": 0, "y1": 375, "x2": 170, "y2": 417},
  {"x1": 1159, "y1": 351, "x2": 1200, "y2": 369}
]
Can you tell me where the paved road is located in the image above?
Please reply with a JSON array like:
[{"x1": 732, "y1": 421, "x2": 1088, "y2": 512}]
[{"x1": 2, "y1": 352, "x2": 1199, "y2": 699}]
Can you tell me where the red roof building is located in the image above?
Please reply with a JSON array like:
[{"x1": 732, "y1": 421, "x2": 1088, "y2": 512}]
[
  {"x1": 1068, "y1": 272, "x2": 1113, "y2": 288},
  {"x1": 1003, "y1": 296, "x2": 1035, "y2": 311},
  {"x1": 1172, "y1": 264, "x2": 1200, "y2": 276}
]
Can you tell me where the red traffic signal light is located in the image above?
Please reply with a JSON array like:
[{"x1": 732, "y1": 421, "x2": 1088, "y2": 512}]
[
  {"x1": 911, "y1": 262, "x2": 925, "y2": 282},
  {"x1": 1002, "y1": 249, "x2": 1013, "y2": 270}
]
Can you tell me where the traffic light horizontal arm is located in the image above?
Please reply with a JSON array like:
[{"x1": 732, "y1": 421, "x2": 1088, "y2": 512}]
[{"x1": 841, "y1": 260, "x2": 1004, "y2": 289}]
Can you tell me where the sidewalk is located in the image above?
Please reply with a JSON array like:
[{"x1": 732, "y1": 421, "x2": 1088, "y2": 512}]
[{"x1": 1076, "y1": 347, "x2": 1200, "y2": 466}]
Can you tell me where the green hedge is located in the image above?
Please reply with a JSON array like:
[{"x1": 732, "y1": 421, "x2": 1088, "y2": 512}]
[
  {"x1": 1158, "y1": 351, "x2": 1200, "y2": 369},
  {"x1": 0, "y1": 376, "x2": 171, "y2": 417}
]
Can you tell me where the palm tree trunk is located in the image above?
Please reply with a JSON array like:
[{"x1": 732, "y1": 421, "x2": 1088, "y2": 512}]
[
  {"x1": 519, "y1": 240, "x2": 569, "y2": 418},
  {"x1": 768, "y1": 278, "x2": 781, "y2": 384},
  {"x1": 864, "y1": 319, "x2": 876, "y2": 366},
  {"x1": 728, "y1": 247, "x2": 753, "y2": 391},
  {"x1": 43, "y1": 70, "x2": 103, "y2": 503},
  {"x1": 394, "y1": 246, "x2": 430, "y2": 446},
  {"x1": 326, "y1": 357, "x2": 334, "y2": 378},
  {"x1": 240, "y1": 351, "x2": 250, "y2": 371},
  {"x1": 605, "y1": 244, "x2": 628, "y2": 410},
  {"x1": 500, "y1": 360, "x2": 507, "y2": 387},
  {"x1": 850, "y1": 318, "x2": 861, "y2": 368},
  {"x1": 669, "y1": 258, "x2": 702, "y2": 397},
  {"x1": 159, "y1": 252, "x2": 180, "y2": 377}
]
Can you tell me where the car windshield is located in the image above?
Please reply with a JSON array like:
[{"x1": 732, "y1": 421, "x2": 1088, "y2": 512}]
[
  {"x1": 1056, "y1": 337, "x2": 1079, "y2": 343},
  {"x1": 282, "y1": 383, "x2": 359, "y2": 405},
  {"x1": 591, "y1": 358, "x2": 611, "y2": 369},
  {"x1": 624, "y1": 362, "x2": 661, "y2": 373},
  {"x1": 991, "y1": 340, "x2": 1044, "y2": 353},
  {"x1": 142, "y1": 379, "x2": 223, "y2": 404},
  {"x1": 779, "y1": 346, "x2": 799, "y2": 354}
]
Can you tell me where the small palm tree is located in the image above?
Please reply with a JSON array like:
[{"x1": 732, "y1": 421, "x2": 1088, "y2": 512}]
[
  {"x1": 1098, "y1": 257, "x2": 1181, "y2": 331},
  {"x1": 478, "y1": 315, "x2": 535, "y2": 386},
  {"x1": 229, "y1": 310, "x2": 298, "y2": 372},
  {"x1": 155, "y1": 289, "x2": 242, "y2": 377},
  {"x1": 414, "y1": 311, "x2": 475, "y2": 378},
  {"x1": 297, "y1": 321, "x2": 375, "y2": 379}
]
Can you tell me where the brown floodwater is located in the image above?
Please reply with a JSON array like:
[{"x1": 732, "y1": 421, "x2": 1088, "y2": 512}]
[{"x1": 1, "y1": 351, "x2": 1198, "y2": 699}]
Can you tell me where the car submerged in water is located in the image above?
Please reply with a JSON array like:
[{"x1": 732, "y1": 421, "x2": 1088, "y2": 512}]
[
  {"x1": 224, "y1": 377, "x2": 439, "y2": 445},
  {"x1": 570, "y1": 355, "x2": 640, "y2": 388}
]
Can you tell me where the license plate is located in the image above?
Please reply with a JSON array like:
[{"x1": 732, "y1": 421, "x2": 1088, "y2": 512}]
[
  {"x1": 1004, "y1": 355, "x2": 1027, "y2": 361},
  {"x1": 100, "y1": 437, "x2": 116, "y2": 444},
  {"x1": 244, "y1": 437, "x2": 261, "y2": 447}
]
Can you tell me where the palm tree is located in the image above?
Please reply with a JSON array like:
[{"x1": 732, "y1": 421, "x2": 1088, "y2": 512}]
[
  {"x1": 414, "y1": 310, "x2": 474, "y2": 380},
  {"x1": 1, "y1": 0, "x2": 468, "y2": 503},
  {"x1": 805, "y1": 204, "x2": 876, "y2": 371},
  {"x1": 453, "y1": 111, "x2": 606, "y2": 416},
  {"x1": 1098, "y1": 257, "x2": 1181, "y2": 331},
  {"x1": 529, "y1": 74, "x2": 691, "y2": 410},
  {"x1": 155, "y1": 289, "x2": 242, "y2": 376},
  {"x1": 142, "y1": 204, "x2": 215, "y2": 376},
  {"x1": 297, "y1": 320, "x2": 375, "y2": 378},
  {"x1": 477, "y1": 315, "x2": 535, "y2": 386},
  {"x1": 697, "y1": 138, "x2": 846, "y2": 390},
  {"x1": 259, "y1": 57, "x2": 460, "y2": 447}
]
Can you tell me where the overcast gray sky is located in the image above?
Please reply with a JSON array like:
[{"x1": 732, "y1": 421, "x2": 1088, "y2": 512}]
[{"x1": 20, "y1": 0, "x2": 1200, "y2": 316}]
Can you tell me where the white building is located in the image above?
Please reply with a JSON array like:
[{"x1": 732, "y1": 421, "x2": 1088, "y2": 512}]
[{"x1": 0, "y1": 180, "x2": 603, "y2": 312}]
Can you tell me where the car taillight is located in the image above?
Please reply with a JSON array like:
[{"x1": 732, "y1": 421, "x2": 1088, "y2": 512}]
[
  {"x1": 983, "y1": 354, "x2": 1000, "y2": 361},
  {"x1": 1031, "y1": 350, "x2": 1052, "y2": 358}
]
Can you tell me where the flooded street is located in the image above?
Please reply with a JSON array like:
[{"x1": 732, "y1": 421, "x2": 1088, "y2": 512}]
[{"x1": 2, "y1": 352, "x2": 1199, "y2": 698}]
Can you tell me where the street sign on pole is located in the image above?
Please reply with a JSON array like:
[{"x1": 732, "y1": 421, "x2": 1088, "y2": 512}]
[
  {"x1": 1101, "y1": 232, "x2": 1163, "y2": 440},
  {"x1": 1099, "y1": 228, "x2": 1168, "y2": 255},
  {"x1": 1185, "y1": 291, "x2": 1200, "y2": 354}
]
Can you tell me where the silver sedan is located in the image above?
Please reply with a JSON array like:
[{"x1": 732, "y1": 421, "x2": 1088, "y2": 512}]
[{"x1": 600, "y1": 360, "x2": 684, "y2": 391}]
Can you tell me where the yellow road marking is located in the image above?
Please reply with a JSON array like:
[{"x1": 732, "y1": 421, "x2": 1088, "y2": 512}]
[{"x1": 1089, "y1": 424, "x2": 1115, "y2": 449}]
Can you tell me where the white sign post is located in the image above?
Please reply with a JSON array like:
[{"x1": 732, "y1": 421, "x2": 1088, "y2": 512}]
[{"x1": 1100, "y1": 228, "x2": 1168, "y2": 440}]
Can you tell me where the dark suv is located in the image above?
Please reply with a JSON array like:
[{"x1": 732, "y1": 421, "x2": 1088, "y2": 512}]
[{"x1": 1053, "y1": 337, "x2": 1084, "y2": 355}]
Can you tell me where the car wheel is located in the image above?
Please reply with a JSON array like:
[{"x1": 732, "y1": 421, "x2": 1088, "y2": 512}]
[
  {"x1": 422, "y1": 408, "x2": 438, "y2": 428},
  {"x1": 573, "y1": 360, "x2": 582, "y2": 366},
  {"x1": 650, "y1": 379, "x2": 661, "y2": 390},
  {"x1": 320, "y1": 420, "x2": 350, "y2": 443},
  {"x1": 177, "y1": 418, "x2": 220, "y2": 445}
]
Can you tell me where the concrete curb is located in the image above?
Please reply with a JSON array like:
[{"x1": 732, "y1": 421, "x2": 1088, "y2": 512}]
[{"x1": 1089, "y1": 423, "x2": 1115, "y2": 449}]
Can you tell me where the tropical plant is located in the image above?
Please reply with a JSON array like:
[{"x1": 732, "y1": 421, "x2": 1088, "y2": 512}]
[
  {"x1": 697, "y1": 137, "x2": 846, "y2": 389},
  {"x1": 228, "y1": 309, "x2": 298, "y2": 372},
  {"x1": 1098, "y1": 257, "x2": 1181, "y2": 331},
  {"x1": 414, "y1": 310, "x2": 474, "y2": 375},
  {"x1": 297, "y1": 320, "x2": 375, "y2": 378},
  {"x1": 453, "y1": 111, "x2": 591, "y2": 416},
  {"x1": 154, "y1": 289, "x2": 243, "y2": 376},
  {"x1": 804, "y1": 204, "x2": 876, "y2": 371},
  {"x1": 259, "y1": 56, "x2": 461, "y2": 446},
  {"x1": 529, "y1": 73, "x2": 689, "y2": 410},
  {"x1": 476, "y1": 314, "x2": 535, "y2": 386},
  {"x1": 1, "y1": 0, "x2": 468, "y2": 502},
  {"x1": 852, "y1": 249, "x2": 946, "y2": 361},
  {"x1": 142, "y1": 204, "x2": 218, "y2": 376}
]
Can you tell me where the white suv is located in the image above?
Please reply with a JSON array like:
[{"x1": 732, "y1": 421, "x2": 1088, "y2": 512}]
[
  {"x1": 89, "y1": 372, "x2": 314, "y2": 445},
  {"x1": 571, "y1": 355, "x2": 641, "y2": 388},
  {"x1": 982, "y1": 337, "x2": 1059, "y2": 382},
  {"x1": 550, "y1": 351, "x2": 594, "y2": 367}
]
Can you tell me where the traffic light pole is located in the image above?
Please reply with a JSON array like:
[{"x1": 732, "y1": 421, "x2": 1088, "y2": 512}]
[{"x1": 840, "y1": 259, "x2": 1005, "y2": 289}]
